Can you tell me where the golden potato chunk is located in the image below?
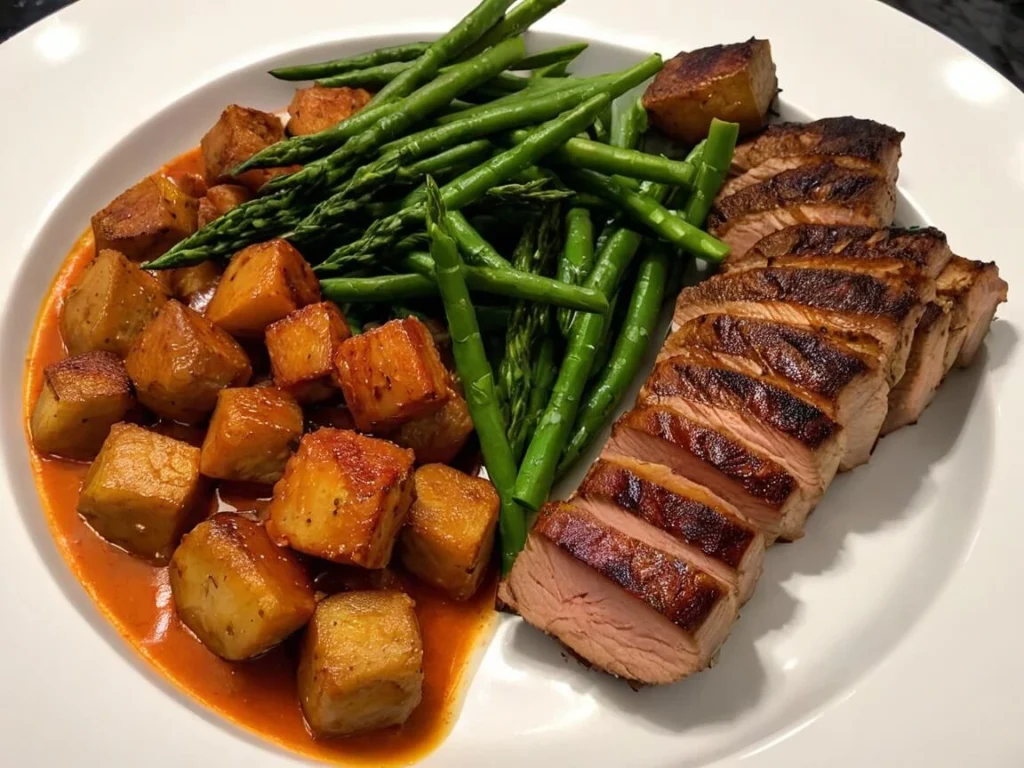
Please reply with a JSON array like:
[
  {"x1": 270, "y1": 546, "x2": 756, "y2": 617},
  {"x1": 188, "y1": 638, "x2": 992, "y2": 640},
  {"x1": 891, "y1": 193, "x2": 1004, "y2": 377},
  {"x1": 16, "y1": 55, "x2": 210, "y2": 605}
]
[
  {"x1": 334, "y1": 317, "x2": 450, "y2": 432},
  {"x1": 206, "y1": 239, "x2": 321, "y2": 339},
  {"x1": 60, "y1": 249, "x2": 168, "y2": 357},
  {"x1": 266, "y1": 302, "x2": 351, "y2": 403},
  {"x1": 125, "y1": 300, "x2": 251, "y2": 424},
  {"x1": 200, "y1": 387, "x2": 303, "y2": 484},
  {"x1": 169, "y1": 512, "x2": 315, "y2": 660},
  {"x1": 92, "y1": 175, "x2": 199, "y2": 262},
  {"x1": 201, "y1": 104, "x2": 286, "y2": 192},
  {"x1": 642, "y1": 38, "x2": 778, "y2": 145},
  {"x1": 267, "y1": 428, "x2": 414, "y2": 568},
  {"x1": 298, "y1": 591, "x2": 423, "y2": 737},
  {"x1": 78, "y1": 423, "x2": 205, "y2": 563},
  {"x1": 31, "y1": 351, "x2": 134, "y2": 460},
  {"x1": 196, "y1": 183, "x2": 253, "y2": 227},
  {"x1": 390, "y1": 386, "x2": 473, "y2": 464},
  {"x1": 169, "y1": 261, "x2": 223, "y2": 313},
  {"x1": 398, "y1": 464, "x2": 498, "y2": 599},
  {"x1": 287, "y1": 85, "x2": 373, "y2": 136}
]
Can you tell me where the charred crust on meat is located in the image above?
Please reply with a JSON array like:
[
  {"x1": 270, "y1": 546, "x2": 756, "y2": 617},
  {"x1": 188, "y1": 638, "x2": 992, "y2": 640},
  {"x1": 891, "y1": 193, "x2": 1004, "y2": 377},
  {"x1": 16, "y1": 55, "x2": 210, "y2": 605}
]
[
  {"x1": 748, "y1": 224, "x2": 948, "y2": 267},
  {"x1": 733, "y1": 117, "x2": 904, "y2": 170}
]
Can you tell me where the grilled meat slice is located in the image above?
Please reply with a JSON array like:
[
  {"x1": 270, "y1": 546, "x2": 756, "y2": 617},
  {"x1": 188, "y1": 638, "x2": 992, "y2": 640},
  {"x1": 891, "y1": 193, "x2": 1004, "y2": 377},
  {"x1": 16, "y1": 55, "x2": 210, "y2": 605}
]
[
  {"x1": 497, "y1": 502, "x2": 737, "y2": 684},
  {"x1": 881, "y1": 302, "x2": 952, "y2": 435},
  {"x1": 642, "y1": 39, "x2": 778, "y2": 145},
  {"x1": 663, "y1": 314, "x2": 888, "y2": 470},
  {"x1": 578, "y1": 457, "x2": 765, "y2": 601},
  {"x1": 606, "y1": 407, "x2": 804, "y2": 539},
  {"x1": 672, "y1": 267, "x2": 929, "y2": 385},
  {"x1": 707, "y1": 163, "x2": 897, "y2": 258},
  {"x1": 936, "y1": 256, "x2": 1009, "y2": 371},
  {"x1": 729, "y1": 225, "x2": 953, "y2": 279},
  {"x1": 640, "y1": 358, "x2": 843, "y2": 511},
  {"x1": 722, "y1": 117, "x2": 904, "y2": 197}
]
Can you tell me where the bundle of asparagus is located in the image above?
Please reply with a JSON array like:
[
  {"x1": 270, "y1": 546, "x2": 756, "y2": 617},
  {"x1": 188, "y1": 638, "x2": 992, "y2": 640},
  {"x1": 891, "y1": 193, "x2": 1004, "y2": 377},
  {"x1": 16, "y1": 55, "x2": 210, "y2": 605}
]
[{"x1": 144, "y1": 0, "x2": 738, "y2": 572}]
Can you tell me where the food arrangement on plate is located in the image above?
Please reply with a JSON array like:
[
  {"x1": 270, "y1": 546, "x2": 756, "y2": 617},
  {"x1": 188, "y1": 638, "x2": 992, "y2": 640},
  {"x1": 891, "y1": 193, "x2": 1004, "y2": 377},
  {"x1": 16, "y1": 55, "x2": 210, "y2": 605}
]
[{"x1": 22, "y1": 0, "x2": 1008, "y2": 763}]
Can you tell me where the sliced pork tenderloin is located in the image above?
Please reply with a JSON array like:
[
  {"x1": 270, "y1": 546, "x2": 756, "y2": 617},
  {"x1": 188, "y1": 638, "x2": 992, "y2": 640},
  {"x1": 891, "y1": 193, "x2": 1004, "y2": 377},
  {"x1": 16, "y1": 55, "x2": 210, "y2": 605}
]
[
  {"x1": 707, "y1": 163, "x2": 897, "y2": 258},
  {"x1": 881, "y1": 302, "x2": 952, "y2": 435},
  {"x1": 936, "y1": 256, "x2": 1009, "y2": 372}
]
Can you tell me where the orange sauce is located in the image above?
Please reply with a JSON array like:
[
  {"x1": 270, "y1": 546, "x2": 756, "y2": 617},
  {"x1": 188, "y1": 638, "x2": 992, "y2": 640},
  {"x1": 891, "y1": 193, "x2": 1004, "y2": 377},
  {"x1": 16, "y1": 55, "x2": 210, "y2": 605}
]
[{"x1": 22, "y1": 148, "x2": 497, "y2": 766}]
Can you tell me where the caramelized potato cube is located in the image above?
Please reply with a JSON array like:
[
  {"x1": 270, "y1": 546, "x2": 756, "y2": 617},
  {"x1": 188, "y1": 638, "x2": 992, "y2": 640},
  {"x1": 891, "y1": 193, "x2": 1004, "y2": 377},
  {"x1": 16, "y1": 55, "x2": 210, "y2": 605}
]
[
  {"x1": 287, "y1": 85, "x2": 372, "y2": 136},
  {"x1": 267, "y1": 429, "x2": 414, "y2": 567},
  {"x1": 642, "y1": 38, "x2": 778, "y2": 145},
  {"x1": 60, "y1": 249, "x2": 168, "y2": 357},
  {"x1": 78, "y1": 423, "x2": 205, "y2": 563},
  {"x1": 398, "y1": 464, "x2": 498, "y2": 600},
  {"x1": 197, "y1": 183, "x2": 253, "y2": 227},
  {"x1": 92, "y1": 175, "x2": 199, "y2": 262},
  {"x1": 169, "y1": 513, "x2": 315, "y2": 660},
  {"x1": 390, "y1": 386, "x2": 473, "y2": 464},
  {"x1": 201, "y1": 104, "x2": 286, "y2": 191},
  {"x1": 31, "y1": 351, "x2": 134, "y2": 460},
  {"x1": 334, "y1": 317, "x2": 450, "y2": 432},
  {"x1": 298, "y1": 591, "x2": 423, "y2": 737},
  {"x1": 126, "y1": 300, "x2": 251, "y2": 423},
  {"x1": 266, "y1": 302, "x2": 351, "y2": 403},
  {"x1": 206, "y1": 240, "x2": 321, "y2": 338},
  {"x1": 200, "y1": 387, "x2": 303, "y2": 484},
  {"x1": 169, "y1": 260, "x2": 223, "y2": 313}
]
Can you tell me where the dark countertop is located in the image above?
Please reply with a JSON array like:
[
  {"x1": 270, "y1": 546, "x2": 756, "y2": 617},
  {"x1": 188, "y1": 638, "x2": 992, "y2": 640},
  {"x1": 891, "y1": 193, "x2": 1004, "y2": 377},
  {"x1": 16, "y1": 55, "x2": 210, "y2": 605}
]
[{"x1": 2, "y1": 0, "x2": 1022, "y2": 89}]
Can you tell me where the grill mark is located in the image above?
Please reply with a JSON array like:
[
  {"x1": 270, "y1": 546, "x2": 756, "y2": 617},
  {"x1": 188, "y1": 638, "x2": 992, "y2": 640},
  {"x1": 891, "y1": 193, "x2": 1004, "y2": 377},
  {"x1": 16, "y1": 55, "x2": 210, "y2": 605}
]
[
  {"x1": 579, "y1": 460, "x2": 756, "y2": 569},
  {"x1": 614, "y1": 407, "x2": 797, "y2": 508},
  {"x1": 534, "y1": 503, "x2": 727, "y2": 633},
  {"x1": 733, "y1": 117, "x2": 904, "y2": 171},
  {"x1": 747, "y1": 224, "x2": 948, "y2": 270}
]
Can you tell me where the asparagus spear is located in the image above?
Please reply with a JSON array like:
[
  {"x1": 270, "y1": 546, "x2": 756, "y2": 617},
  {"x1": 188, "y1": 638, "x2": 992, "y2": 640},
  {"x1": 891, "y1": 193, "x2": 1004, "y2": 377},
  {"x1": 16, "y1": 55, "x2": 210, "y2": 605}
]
[
  {"x1": 459, "y1": 0, "x2": 567, "y2": 60},
  {"x1": 558, "y1": 245, "x2": 670, "y2": 473},
  {"x1": 507, "y1": 128, "x2": 697, "y2": 186},
  {"x1": 611, "y1": 96, "x2": 648, "y2": 151},
  {"x1": 555, "y1": 206, "x2": 595, "y2": 336},
  {"x1": 523, "y1": 337, "x2": 558, "y2": 442},
  {"x1": 516, "y1": 42, "x2": 588, "y2": 70},
  {"x1": 424, "y1": 176, "x2": 524, "y2": 573},
  {"x1": 269, "y1": 42, "x2": 430, "y2": 81},
  {"x1": 369, "y1": 0, "x2": 516, "y2": 106},
  {"x1": 400, "y1": 251, "x2": 609, "y2": 312},
  {"x1": 317, "y1": 92, "x2": 612, "y2": 271},
  {"x1": 320, "y1": 273, "x2": 437, "y2": 302},
  {"x1": 560, "y1": 168, "x2": 730, "y2": 262},
  {"x1": 683, "y1": 118, "x2": 740, "y2": 227},
  {"x1": 531, "y1": 59, "x2": 571, "y2": 78},
  {"x1": 446, "y1": 212, "x2": 511, "y2": 269}
]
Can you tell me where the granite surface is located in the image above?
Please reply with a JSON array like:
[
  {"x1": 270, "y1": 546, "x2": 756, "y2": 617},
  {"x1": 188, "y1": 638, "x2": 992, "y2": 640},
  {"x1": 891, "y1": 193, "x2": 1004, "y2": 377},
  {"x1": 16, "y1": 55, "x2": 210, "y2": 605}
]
[{"x1": 2, "y1": 0, "x2": 1022, "y2": 89}]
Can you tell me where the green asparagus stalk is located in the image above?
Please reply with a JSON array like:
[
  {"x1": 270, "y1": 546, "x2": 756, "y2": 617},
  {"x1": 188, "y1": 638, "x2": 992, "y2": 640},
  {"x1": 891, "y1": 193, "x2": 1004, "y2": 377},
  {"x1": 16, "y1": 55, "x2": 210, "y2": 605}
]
[
  {"x1": 458, "y1": 0, "x2": 567, "y2": 60},
  {"x1": 611, "y1": 96, "x2": 648, "y2": 151},
  {"x1": 683, "y1": 118, "x2": 740, "y2": 227},
  {"x1": 531, "y1": 59, "x2": 571, "y2": 78},
  {"x1": 508, "y1": 128, "x2": 696, "y2": 186},
  {"x1": 523, "y1": 337, "x2": 558, "y2": 440},
  {"x1": 560, "y1": 168, "x2": 730, "y2": 262},
  {"x1": 319, "y1": 273, "x2": 437, "y2": 302},
  {"x1": 558, "y1": 244, "x2": 671, "y2": 473},
  {"x1": 269, "y1": 42, "x2": 430, "y2": 81},
  {"x1": 400, "y1": 251, "x2": 608, "y2": 312},
  {"x1": 516, "y1": 42, "x2": 587, "y2": 70},
  {"x1": 317, "y1": 60, "x2": 411, "y2": 89},
  {"x1": 317, "y1": 92, "x2": 612, "y2": 271},
  {"x1": 446, "y1": 212, "x2": 511, "y2": 269},
  {"x1": 369, "y1": 0, "x2": 516, "y2": 106},
  {"x1": 424, "y1": 176, "x2": 524, "y2": 573},
  {"x1": 556, "y1": 206, "x2": 595, "y2": 336}
]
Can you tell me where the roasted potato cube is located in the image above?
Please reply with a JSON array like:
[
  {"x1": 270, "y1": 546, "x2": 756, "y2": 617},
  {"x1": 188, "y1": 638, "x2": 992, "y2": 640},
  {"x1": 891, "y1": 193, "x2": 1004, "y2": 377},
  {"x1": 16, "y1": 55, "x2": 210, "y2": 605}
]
[
  {"x1": 30, "y1": 351, "x2": 134, "y2": 460},
  {"x1": 398, "y1": 464, "x2": 498, "y2": 600},
  {"x1": 206, "y1": 240, "x2": 321, "y2": 338},
  {"x1": 267, "y1": 429, "x2": 415, "y2": 567},
  {"x1": 642, "y1": 38, "x2": 778, "y2": 145},
  {"x1": 334, "y1": 317, "x2": 450, "y2": 432},
  {"x1": 60, "y1": 249, "x2": 168, "y2": 357},
  {"x1": 266, "y1": 302, "x2": 351, "y2": 403},
  {"x1": 169, "y1": 261, "x2": 223, "y2": 313},
  {"x1": 390, "y1": 386, "x2": 473, "y2": 464},
  {"x1": 166, "y1": 170, "x2": 208, "y2": 199},
  {"x1": 125, "y1": 300, "x2": 251, "y2": 424},
  {"x1": 298, "y1": 591, "x2": 423, "y2": 737},
  {"x1": 287, "y1": 85, "x2": 372, "y2": 136},
  {"x1": 200, "y1": 387, "x2": 303, "y2": 484},
  {"x1": 201, "y1": 104, "x2": 286, "y2": 192},
  {"x1": 92, "y1": 175, "x2": 199, "y2": 262},
  {"x1": 169, "y1": 512, "x2": 315, "y2": 660},
  {"x1": 197, "y1": 183, "x2": 253, "y2": 227},
  {"x1": 78, "y1": 423, "x2": 205, "y2": 563}
]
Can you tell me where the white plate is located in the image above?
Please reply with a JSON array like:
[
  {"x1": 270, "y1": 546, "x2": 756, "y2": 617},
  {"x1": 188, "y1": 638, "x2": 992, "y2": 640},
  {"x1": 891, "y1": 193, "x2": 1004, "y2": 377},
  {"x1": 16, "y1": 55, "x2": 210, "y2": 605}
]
[{"x1": 1, "y1": 0, "x2": 1022, "y2": 765}]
